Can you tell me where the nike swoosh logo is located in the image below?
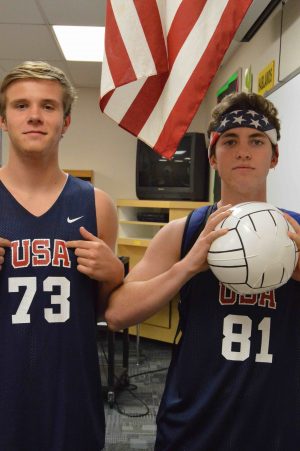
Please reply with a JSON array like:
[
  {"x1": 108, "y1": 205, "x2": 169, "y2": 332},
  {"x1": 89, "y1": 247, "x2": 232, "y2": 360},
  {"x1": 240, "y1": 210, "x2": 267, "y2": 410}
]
[{"x1": 67, "y1": 216, "x2": 84, "y2": 223}]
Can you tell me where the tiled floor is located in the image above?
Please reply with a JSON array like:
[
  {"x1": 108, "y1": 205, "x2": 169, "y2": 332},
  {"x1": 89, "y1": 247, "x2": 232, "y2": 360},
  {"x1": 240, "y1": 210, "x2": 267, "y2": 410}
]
[{"x1": 98, "y1": 332, "x2": 172, "y2": 451}]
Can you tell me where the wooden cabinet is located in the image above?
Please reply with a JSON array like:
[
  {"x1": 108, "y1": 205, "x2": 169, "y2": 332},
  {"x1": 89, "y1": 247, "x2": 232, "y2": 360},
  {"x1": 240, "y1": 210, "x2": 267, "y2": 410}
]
[{"x1": 116, "y1": 199, "x2": 210, "y2": 342}]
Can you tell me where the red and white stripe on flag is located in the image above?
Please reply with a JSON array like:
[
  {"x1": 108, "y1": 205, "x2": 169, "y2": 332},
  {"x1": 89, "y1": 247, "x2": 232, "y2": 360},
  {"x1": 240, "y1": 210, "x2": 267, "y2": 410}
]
[{"x1": 100, "y1": 0, "x2": 253, "y2": 159}]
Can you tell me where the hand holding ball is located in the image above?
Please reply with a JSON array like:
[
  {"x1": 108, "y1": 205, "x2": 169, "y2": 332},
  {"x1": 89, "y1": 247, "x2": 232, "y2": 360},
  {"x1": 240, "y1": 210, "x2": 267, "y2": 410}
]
[{"x1": 207, "y1": 202, "x2": 298, "y2": 294}]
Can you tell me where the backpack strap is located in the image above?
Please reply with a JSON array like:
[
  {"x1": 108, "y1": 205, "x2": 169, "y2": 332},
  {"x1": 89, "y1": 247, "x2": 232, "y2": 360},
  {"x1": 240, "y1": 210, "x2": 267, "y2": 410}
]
[
  {"x1": 173, "y1": 203, "x2": 217, "y2": 345},
  {"x1": 180, "y1": 203, "x2": 217, "y2": 258}
]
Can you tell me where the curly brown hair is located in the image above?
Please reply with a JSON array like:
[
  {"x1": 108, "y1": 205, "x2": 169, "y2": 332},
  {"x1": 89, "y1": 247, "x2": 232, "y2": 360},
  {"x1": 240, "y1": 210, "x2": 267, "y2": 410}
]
[{"x1": 207, "y1": 92, "x2": 280, "y2": 156}]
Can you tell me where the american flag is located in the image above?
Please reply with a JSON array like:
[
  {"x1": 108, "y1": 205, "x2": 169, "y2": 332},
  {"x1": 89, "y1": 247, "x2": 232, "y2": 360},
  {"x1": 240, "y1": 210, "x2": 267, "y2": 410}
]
[{"x1": 100, "y1": 0, "x2": 253, "y2": 159}]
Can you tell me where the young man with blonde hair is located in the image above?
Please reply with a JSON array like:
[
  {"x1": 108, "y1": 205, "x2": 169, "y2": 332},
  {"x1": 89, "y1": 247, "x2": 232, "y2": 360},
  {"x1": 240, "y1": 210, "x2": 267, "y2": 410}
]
[
  {"x1": 106, "y1": 92, "x2": 300, "y2": 450},
  {"x1": 0, "y1": 61, "x2": 123, "y2": 451}
]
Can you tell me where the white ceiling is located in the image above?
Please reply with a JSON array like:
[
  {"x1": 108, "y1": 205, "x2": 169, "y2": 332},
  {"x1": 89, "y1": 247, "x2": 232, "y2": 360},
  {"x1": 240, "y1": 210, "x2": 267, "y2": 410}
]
[
  {"x1": 0, "y1": 0, "x2": 106, "y2": 88},
  {"x1": 0, "y1": 0, "x2": 272, "y2": 89}
]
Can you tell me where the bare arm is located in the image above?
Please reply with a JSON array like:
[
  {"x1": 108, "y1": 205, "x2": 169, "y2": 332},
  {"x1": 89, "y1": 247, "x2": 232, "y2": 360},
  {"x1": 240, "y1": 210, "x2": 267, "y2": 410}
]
[
  {"x1": 94, "y1": 189, "x2": 124, "y2": 304},
  {"x1": 285, "y1": 213, "x2": 300, "y2": 281},
  {"x1": 105, "y1": 205, "x2": 231, "y2": 330},
  {"x1": 66, "y1": 188, "x2": 124, "y2": 316}
]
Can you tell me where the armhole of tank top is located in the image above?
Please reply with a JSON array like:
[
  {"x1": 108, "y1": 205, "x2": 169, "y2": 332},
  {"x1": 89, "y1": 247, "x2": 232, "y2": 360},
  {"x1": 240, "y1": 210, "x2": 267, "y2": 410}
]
[
  {"x1": 180, "y1": 205, "x2": 217, "y2": 259},
  {"x1": 180, "y1": 210, "x2": 196, "y2": 259}
]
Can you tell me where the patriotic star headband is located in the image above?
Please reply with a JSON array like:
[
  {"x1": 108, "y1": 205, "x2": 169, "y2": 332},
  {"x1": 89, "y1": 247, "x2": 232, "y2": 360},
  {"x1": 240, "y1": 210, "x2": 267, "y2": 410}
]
[{"x1": 208, "y1": 109, "x2": 278, "y2": 156}]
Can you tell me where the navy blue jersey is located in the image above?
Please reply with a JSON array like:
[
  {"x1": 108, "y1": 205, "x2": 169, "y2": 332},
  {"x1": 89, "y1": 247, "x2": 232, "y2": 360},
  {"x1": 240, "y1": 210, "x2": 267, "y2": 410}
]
[
  {"x1": 0, "y1": 176, "x2": 105, "y2": 451},
  {"x1": 155, "y1": 205, "x2": 300, "y2": 451}
]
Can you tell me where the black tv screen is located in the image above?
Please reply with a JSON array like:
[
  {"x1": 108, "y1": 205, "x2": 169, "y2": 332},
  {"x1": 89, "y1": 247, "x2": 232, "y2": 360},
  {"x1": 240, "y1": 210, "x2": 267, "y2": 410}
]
[{"x1": 136, "y1": 132, "x2": 209, "y2": 201}]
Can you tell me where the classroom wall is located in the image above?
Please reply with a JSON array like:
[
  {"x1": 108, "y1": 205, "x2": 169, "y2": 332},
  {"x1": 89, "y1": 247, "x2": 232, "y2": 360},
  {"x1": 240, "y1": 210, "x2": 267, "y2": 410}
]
[
  {"x1": 2, "y1": 0, "x2": 300, "y2": 202},
  {"x1": 204, "y1": 0, "x2": 300, "y2": 118},
  {"x1": 60, "y1": 88, "x2": 137, "y2": 200}
]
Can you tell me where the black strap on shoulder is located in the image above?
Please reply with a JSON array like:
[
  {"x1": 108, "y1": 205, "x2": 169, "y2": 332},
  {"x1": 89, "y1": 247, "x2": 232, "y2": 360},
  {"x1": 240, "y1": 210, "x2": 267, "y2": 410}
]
[
  {"x1": 180, "y1": 203, "x2": 217, "y2": 258},
  {"x1": 173, "y1": 203, "x2": 217, "y2": 346}
]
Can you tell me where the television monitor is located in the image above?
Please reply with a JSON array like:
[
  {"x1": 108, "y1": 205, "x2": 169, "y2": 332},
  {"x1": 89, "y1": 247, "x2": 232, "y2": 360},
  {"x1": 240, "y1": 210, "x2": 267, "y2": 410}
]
[{"x1": 136, "y1": 132, "x2": 209, "y2": 201}]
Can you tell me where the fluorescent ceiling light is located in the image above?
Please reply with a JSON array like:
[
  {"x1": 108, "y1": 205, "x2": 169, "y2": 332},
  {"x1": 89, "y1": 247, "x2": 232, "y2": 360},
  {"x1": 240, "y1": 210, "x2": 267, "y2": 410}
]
[{"x1": 53, "y1": 26, "x2": 105, "y2": 62}]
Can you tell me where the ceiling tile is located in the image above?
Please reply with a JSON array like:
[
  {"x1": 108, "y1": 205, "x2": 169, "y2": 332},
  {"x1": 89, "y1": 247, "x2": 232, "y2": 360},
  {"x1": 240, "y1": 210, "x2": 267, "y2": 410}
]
[
  {"x1": 0, "y1": 0, "x2": 44, "y2": 23},
  {"x1": 0, "y1": 24, "x2": 63, "y2": 60},
  {"x1": 0, "y1": 0, "x2": 108, "y2": 88},
  {"x1": 38, "y1": 0, "x2": 105, "y2": 26}
]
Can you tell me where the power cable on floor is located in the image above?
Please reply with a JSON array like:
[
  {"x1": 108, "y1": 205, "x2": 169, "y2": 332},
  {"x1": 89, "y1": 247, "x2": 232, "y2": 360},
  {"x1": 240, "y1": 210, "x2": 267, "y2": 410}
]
[{"x1": 98, "y1": 338, "x2": 169, "y2": 417}]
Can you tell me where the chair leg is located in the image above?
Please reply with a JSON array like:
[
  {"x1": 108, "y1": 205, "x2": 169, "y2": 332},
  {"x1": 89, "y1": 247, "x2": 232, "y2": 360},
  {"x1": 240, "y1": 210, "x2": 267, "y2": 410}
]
[
  {"x1": 136, "y1": 324, "x2": 141, "y2": 366},
  {"x1": 107, "y1": 329, "x2": 115, "y2": 407}
]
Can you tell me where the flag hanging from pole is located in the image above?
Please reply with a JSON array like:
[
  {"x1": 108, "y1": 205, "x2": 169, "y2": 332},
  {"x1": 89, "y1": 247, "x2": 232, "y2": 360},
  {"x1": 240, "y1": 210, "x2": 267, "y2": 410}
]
[{"x1": 100, "y1": 0, "x2": 253, "y2": 159}]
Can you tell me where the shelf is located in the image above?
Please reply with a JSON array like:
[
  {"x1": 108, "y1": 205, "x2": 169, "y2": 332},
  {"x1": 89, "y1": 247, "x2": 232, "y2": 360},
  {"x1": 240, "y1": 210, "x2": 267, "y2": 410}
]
[
  {"x1": 119, "y1": 220, "x2": 167, "y2": 226},
  {"x1": 64, "y1": 169, "x2": 93, "y2": 182},
  {"x1": 116, "y1": 199, "x2": 211, "y2": 342},
  {"x1": 118, "y1": 237, "x2": 151, "y2": 247},
  {"x1": 117, "y1": 199, "x2": 205, "y2": 209}
]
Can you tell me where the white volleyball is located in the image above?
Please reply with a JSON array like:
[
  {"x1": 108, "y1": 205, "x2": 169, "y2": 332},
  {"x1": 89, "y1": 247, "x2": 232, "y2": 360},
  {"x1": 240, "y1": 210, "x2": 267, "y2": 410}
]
[{"x1": 207, "y1": 202, "x2": 298, "y2": 294}]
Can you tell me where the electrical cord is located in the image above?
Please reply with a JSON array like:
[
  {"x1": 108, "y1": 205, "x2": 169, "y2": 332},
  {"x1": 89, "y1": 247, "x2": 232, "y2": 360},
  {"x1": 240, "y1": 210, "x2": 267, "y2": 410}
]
[
  {"x1": 114, "y1": 382, "x2": 150, "y2": 418},
  {"x1": 113, "y1": 366, "x2": 169, "y2": 418},
  {"x1": 97, "y1": 334, "x2": 169, "y2": 417},
  {"x1": 129, "y1": 367, "x2": 169, "y2": 380}
]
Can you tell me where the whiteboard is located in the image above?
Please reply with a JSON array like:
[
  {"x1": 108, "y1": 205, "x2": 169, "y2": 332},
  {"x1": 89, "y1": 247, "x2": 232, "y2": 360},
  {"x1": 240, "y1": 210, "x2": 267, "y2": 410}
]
[{"x1": 266, "y1": 68, "x2": 300, "y2": 211}]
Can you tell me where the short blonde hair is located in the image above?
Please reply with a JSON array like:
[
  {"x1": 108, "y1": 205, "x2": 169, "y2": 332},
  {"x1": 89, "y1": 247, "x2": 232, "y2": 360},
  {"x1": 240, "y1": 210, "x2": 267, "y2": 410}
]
[{"x1": 0, "y1": 61, "x2": 77, "y2": 118}]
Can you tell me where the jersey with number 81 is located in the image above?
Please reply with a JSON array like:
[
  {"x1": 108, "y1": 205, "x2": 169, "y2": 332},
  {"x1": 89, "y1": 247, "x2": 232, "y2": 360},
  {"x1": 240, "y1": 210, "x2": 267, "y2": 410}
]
[{"x1": 155, "y1": 206, "x2": 300, "y2": 451}]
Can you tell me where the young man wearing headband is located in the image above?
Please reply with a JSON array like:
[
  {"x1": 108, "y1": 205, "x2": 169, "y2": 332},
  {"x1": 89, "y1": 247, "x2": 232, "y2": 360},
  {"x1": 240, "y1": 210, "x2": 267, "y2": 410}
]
[{"x1": 106, "y1": 92, "x2": 300, "y2": 450}]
